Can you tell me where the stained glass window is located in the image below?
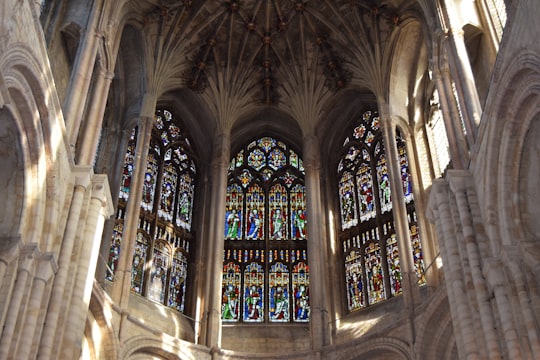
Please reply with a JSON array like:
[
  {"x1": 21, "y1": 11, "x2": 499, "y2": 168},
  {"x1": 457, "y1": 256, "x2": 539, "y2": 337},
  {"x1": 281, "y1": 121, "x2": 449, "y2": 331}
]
[
  {"x1": 108, "y1": 109, "x2": 196, "y2": 314},
  {"x1": 339, "y1": 111, "x2": 425, "y2": 312},
  {"x1": 222, "y1": 136, "x2": 309, "y2": 323}
]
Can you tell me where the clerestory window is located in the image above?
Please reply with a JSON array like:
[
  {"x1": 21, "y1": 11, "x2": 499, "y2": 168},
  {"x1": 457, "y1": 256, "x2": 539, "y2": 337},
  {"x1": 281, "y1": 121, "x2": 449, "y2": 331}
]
[
  {"x1": 107, "y1": 109, "x2": 196, "y2": 313},
  {"x1": 222, "y1": 137, "x2": 310, "y2": 323}
]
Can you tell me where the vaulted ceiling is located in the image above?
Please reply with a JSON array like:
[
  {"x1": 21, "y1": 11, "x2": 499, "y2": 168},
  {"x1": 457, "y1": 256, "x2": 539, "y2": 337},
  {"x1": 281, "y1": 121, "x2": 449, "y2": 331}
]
[{"x1": 115, "y1": 0, "x2": 432, "y2": 157}]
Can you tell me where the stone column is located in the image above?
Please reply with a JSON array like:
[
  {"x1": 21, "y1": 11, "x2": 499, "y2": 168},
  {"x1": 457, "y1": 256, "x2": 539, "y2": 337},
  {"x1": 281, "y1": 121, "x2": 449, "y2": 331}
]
[
  {"x1": 15, "y1": 253, "x2": 57, "y2": 359},
  {"x1": 447, "y1": 170, "x2": 501, "y2": 359},
  {"x1": 76, "y1": 67, "x2": 114, "y2": 166},
  {"x1": 503, "y1": 248, "x2": 540, "y2": 359},
  {"x1": 303, "y1": 134, "x2": 330, "y2": 349},
  {"x1": 380, "y1": 116, "x2": 420, "y2": 307},
  {"x1": 427, "y1": 182, "x2": 466, "y2": 358},
  {"x1": 38, "y1": 167, "x2": 92, "y2": 358},
  {"x1": 111, "y1": 114, "x2": 154, "y2": 309},
  {"x1": 441, "y1": 0, "x2": 482, "y2": 139},
  {"x1": 484, "y1": 259, "x2": 523, "y2": 359},
  {"x1": 61, "y1": 175, "x2": 113, "y2": 360},
  {"x1": 0, "y1": 244, "x2": 38, "y2": 359},
  {"x1": 203, "y1": 132, "x2": 229, "y2": 349},
  {"x1": 432, "y1": 41, "x2": 469, "y2": 169},
  {"x1": 433, "y1": 180, "x2": 480, "y2": 360},
  {"x1": 64, "y1": 0, "x2": 102, "y2": 147}
]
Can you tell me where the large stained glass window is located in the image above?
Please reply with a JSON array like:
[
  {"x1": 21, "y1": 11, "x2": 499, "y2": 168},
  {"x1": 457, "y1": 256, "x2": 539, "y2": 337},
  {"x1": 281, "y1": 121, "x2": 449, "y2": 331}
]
[
  {"x1": 107, "y1": 109, "x2": 196, "y2": 313},
  {"x1": 222, "y1": 137, "x2": 309, "y2": 323},
  {"x1": 338, "y1": 111, "x2": 425, "y2": 312}
]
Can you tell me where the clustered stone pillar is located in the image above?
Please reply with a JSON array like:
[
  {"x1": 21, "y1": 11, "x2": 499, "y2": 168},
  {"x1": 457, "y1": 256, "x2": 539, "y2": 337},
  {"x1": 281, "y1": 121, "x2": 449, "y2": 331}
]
[
  {"x1": 61, "y1": 175, "x2": 113, "y2": 359},
  {"x1": 203, "y1": 131, "x2": 230, "y2": 350},
  {"x1": 111, "y1": 113, "x2": 154, "y2": 312},
  {"x1": 440, "y1": 0, "x2": 483, "y2": 140},
  {"x1": 303, "y1": 133, "x2": 331, "y2": 350},
  {"x1": 379, "y1": 113, "x2": 420, "y2": 308},
  {"x1": 429, "y1": 179, "x2": 478, "y2": 359},
  {"x1": 38, "y1": 167, "x2": 92, "y2": 358},
  {"x1": 447, "y1": 171, "x2": 501, "y2": 359},
  {"x1": 431, "y1": 42, "x2": 470, "y2": 169}
]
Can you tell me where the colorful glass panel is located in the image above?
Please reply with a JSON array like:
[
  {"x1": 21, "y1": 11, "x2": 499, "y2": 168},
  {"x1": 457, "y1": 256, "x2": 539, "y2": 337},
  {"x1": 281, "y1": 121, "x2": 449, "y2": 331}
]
[
  {"x1": 357, "y1": 163, "x2": 375, "y2": 221},
  {"x1": 365, "y1": 243, "x2": 385, "y2": 304},
  {"x1": 149, "y1": 242, "x2": 169, "y2": 303},
  {"x1": 158, "y1": 164, "x2": 177, "y2": 221},
  {"x1": 291, "y1": 184, "x2": 307, "y2": 239},
  {"x1": 386, "y1": 235, "x2": 402, "y2": 296},
  {"x1": 131, "y1": 232, "x2": 148, "y2": 294},
  {"x1": 269, "y1": 183, "x2": 288, "y2": 239},
  {"x1": 141, "y1": 152, "x2": 159, "y2": 212},
  {"x1": 222, "y1": 261, "x2": 241, "y2": 322},
  {"x1": 268, "y1": 148, "x2": 286, "y2": 170},
  {"x1": 269, "y1": 262, "x2": 290, "y2": 322},
  {"x1": 246, "y1": 183, "x2": 264, "y2": 240},
  {"x1": 169, "y1": 250, "x2": 187, "y2": 312},
  {"x1": 292, "y1": 262, "x2": 310, "y2": 322},
  {"x1": 119, "y1": 129, "x2": 136, "y2": 201},
  {"x1": 411, "y1": 224, "x2": 426, "y2": 285},
  {"x1": 244, "y1": 262, "x2": 264, "y2": 322},
  {"x1": 176, "y1": 173, "x2": 194, "y2": 230},
  {"x1": 345, "y1": 250, "x2": 364, "y2": 311},
  {"x1": 225, "y1": 184, "x2": 243, "y2": 240},
  {"x1": 377, "y1": 154, "x2": 392, "y2": 214},
  {"x1": 339, "y1": 172, "x2": 358, "y2": 230},
  {"x1": 248, "y1": 148, "x2": 265, "y2": 170},
  {"x1": 107, "y1": 222, "x2": 123, "y2": 281}
]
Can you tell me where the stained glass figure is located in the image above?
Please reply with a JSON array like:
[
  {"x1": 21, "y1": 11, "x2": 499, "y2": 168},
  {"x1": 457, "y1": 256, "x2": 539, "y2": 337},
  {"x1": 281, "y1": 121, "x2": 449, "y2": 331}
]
[
  {"x1": 225, "y1": 184, "x2": 243, "y2": 239},
  {"x1": 107, "y1": 223, "x2": 123, "y2": 281},
  {"x1": 291, "y1": 184, "x2": 307, "y2": 239},
  {"x1": 292, "y1": 262, "x2": 310, "y2": 322},
  {"x1": 357, "y1": 163, "x2": 375, "y2": 221},
  {"x1": 141, "y1": 152, "x2": 158, "y2": 211},
  {"x1": 169, "y1": 250, "x2": 187, "y2": 312},
  {"x1": 246, "y1": 183, "x2": 264, "y2": 239},
  {"x1": 386, "y1": 235, "x2": 402, "y2": 296},
  {"x1": 270, "y1": 184, "x2": 288, "y2": 240},
  {"x1": 269, "y1": 262, "x2": 290, "y2": 322},
  {"x1": 244, "y1": 262, "x2": 264, "y2": 322},
  {"x1": 131, "y1": 232, "x2": 148, "y2": 294},
  {"x1": 345, "y1": 250, "x2": 364, "y2": 311},
  {"x1": 411, "y1": 224, "x2": 426, "y2": 285},
  {"x1": 397, "y1": 136, "x2": 413, "y2": 202},
  {"x1": 339, "y1": 172, "x2": 357, "y2": 230},
  {"x1": 377, "y1": 155, "x2": 392, "y2": 213},
  {"x1": 365, "y1": 243, "x2": 385, "y2": 304},
  {"x1": 149, "y1": 242, "x2": 169, "y2": 303},
  {"x1": 222, "y1": 262, "x2": 241, "y2": 322},
  {"x1": 176, "y1": 173, "x2": 194, "y2": 230},
  {"x1": 119, "y1": 129, "x2": 136, "y2": 200},
  {"x1": 158, "y1": 164, "x2": 177, "y2": 221}
]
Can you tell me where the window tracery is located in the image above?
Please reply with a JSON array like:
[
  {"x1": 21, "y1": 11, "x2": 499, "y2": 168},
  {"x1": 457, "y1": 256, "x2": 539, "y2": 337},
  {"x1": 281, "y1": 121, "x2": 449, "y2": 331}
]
[
  {"x1": 222, "y1": 137, "x2": 309, "y2": 323},
  {"x1": 339, "y1": 111, "x2": 426, "y2": 312},
  {"x1": 107, "y1": 109, "x2": 196, "y2": 313}
]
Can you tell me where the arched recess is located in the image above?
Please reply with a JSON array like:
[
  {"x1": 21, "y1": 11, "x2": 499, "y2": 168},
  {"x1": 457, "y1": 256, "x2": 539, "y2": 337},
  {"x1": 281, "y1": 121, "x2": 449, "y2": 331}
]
[
  {"x1": 335, "y1": 336, "x2": 411, "y2": 360},
  {"x1": 120, "y1": 336, "x2": 204, "y2": 360},
  {"x1": 414, "y1": 287, "x2": 456, "y2": 360},
  {"x1": 82, "y1": 284, "x2": 119, "y2": 360},
  {"x1": 482, "y1": 53, "x2": 540, "y2": 259},
  {"x1": 388, "y1": 16, "x2": 429, "y2": 126},
  {"x1": 1, "y1": 44, "x2": 63, "y2": 253}
]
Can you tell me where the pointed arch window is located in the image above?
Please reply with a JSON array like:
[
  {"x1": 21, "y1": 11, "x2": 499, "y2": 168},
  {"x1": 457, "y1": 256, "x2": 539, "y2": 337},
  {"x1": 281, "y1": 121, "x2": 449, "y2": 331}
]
[
  {"x1": 222, "y1": 137, "x2": 310, "y2": 323},
  {"x1": 338, "y1": 111, "x2": 425, "y2": 312},
  {"x1": 107, "y1": 109, "x2": 196, "y2": 313}
]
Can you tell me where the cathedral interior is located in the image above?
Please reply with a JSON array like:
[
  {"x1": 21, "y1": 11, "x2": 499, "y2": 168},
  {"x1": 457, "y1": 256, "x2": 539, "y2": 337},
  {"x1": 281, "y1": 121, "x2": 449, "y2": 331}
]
[{"x1": 1, "y1": 0, "x2": 540, "y2": 359}]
